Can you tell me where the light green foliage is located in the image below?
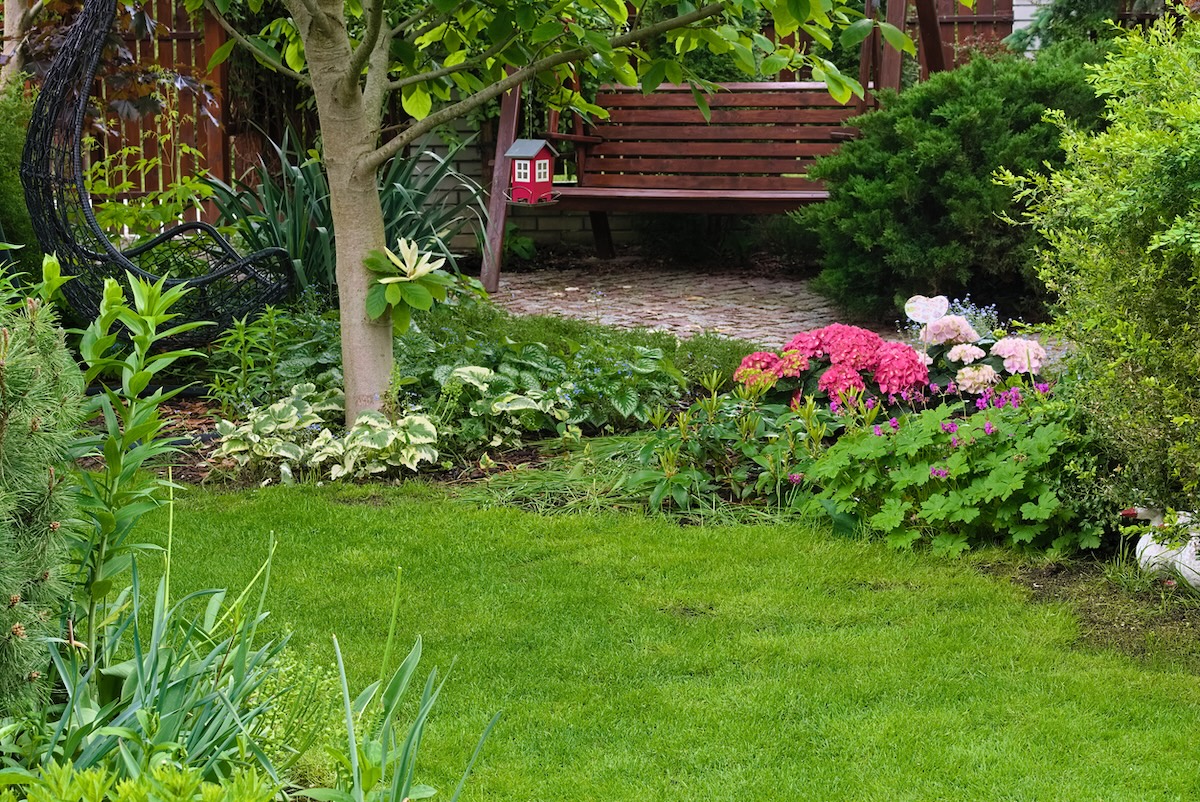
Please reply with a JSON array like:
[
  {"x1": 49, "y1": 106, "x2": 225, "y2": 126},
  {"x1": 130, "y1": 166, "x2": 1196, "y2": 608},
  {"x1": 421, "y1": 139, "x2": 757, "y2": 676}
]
[
  {"x1": 0, "y1": 84, "x2": 37, "y2": 275},
  {"x1": 0, "y1": 290, "x2": 85, "y2": 715},
  {"x1": 364, "y1": 239, "x2": 460, "y2": 334},
  {"x1": 798, "y1": 44, "x2": 1105, "y2": 318},
  {"x1": 807, "y1": 385, "x2": 1109, "y2": 554},
  {"x1": 1003, "y1": 13, "x2": 1200, "y2": 509},
  {"x1": 395, "y1": 306, "x2": 686, "y2": 458},
  {"x1": 626, "y1": 385, "x2": 827, "y2": 511},
  {"x1": 207, "y1": 303, "x2": 342, "y2": 416},
  {"x1": 82, "y1": 79, "x2": 213, "y2": 242},
  {"x1": 302, "y1": 567, "x2": 496, "y2": 802},
  {"x1": 73, "y1": 274, "x2": 208, "y2": 667},
  {"x1": 0, "y1": 761, "x2": 277, "y2": 802},
  {"x1": 214, "y1": 383, "x2": 438, "y2": 481},
  {"x1": 150, "y1": 485, "x2": 1200, "y2": 799}
]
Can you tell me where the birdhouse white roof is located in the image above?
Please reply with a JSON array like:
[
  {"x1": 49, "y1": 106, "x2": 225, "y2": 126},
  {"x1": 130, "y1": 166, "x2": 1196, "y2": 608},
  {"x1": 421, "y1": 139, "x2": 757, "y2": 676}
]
[{"x1": 505, "y1": 139, "x2": 558, "y2": 159}]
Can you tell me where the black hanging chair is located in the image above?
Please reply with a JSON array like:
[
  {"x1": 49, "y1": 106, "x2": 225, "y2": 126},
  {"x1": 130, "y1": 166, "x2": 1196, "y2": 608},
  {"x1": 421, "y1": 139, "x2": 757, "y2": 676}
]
[{"x1": 19, "y1": 0, "x2": 294, "y2": 341}]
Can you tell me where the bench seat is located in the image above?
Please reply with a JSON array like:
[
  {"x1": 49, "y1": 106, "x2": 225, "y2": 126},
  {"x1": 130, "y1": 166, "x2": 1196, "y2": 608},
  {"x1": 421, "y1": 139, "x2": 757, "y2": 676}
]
[{"x1": 553, "y1": 186, "x2": 830, "y2": 214}]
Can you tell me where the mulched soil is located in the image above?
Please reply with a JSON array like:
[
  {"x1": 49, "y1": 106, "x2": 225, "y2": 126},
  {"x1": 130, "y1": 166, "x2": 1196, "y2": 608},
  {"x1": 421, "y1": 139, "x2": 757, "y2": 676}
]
[{"x1": 979, "y1": 560, "x2": 1200, "y2": 672}]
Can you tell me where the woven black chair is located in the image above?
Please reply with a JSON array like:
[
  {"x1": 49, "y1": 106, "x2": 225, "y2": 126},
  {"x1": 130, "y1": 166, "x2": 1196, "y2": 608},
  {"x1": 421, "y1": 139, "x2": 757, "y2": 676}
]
[{"x1": 19, "y1": 0, "x2": 294, "y2": 341}]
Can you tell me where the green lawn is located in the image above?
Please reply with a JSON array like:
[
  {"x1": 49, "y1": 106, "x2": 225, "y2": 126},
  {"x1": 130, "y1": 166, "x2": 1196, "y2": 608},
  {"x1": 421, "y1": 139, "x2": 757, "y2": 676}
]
[{"x1": 152, "y1": 484, "x2": 1200, "y2": 801}]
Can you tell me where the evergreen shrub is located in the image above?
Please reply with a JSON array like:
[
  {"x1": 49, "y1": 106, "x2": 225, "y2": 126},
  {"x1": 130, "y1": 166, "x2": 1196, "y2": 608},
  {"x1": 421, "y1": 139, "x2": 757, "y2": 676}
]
[
  {"x1": 1006, "y1": 13, "x2": 1200, "y2": 509},
  {"x1": 0, "y1": 85, "x2": 37, "y2": 273},
  {"x1": 796, "y1": 44, "x2": 1106, "y2": 319},
  {"x1": 0, "y1": 295, "x2": 85, "y2": 714}
]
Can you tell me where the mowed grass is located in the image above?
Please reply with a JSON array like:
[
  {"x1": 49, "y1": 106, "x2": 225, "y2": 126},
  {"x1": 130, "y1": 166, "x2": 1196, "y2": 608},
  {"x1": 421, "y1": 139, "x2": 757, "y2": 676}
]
[{"x1": 150, "y1": 484, "x2": 1200, "y2": 801}]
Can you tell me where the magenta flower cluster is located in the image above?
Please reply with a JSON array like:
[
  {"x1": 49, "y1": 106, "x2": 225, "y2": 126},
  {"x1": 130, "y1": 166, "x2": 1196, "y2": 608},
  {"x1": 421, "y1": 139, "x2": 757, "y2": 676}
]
[{"x1": 734, "y1": 324, "x2": 929, "y2": 402}]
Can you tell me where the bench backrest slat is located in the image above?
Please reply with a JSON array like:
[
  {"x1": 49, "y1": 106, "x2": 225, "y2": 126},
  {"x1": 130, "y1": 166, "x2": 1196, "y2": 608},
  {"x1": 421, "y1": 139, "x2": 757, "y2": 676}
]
[{"x1": 577, "y1": 83, "x2": 855, "y2": 192}]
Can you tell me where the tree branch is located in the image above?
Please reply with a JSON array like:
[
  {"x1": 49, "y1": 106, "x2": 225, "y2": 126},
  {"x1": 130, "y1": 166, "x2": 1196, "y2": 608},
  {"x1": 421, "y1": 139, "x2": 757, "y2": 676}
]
[
  {"x1": 391, "y1": 3, "x2": 439, "y2": 38},
  {"x1": 295, "y1": 0, "x2": 339, "y2": 38},
  {"x1": 19, "y1": 0, "x2": 44, "y2": 30},
  {"x1": 204, "y1": 0, "x2": 311, "y2": 85},
  {"x1": 358, "y1": 2, "x2": 726, "y2": 175},
  {"x1": 347, "y1": 0, "x2": 384, "y2": 79},
  {"x1": 386, "y1": 34, "x2": 516, "y2": 92}
]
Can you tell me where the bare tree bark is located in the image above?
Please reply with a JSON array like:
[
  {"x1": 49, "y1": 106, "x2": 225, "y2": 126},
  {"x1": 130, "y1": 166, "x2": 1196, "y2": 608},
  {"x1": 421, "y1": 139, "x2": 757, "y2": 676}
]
[
  {"x1": 285, "y1": 0, "x2": 394, "y2": 423},
  {"x1": 1, "y1": 0, "x2": 35, "y2": 88}
]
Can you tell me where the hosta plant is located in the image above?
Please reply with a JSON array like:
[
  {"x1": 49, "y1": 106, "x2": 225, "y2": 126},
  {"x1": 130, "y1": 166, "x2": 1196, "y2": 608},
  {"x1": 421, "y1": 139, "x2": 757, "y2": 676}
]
[{"x1": 214, "y1": 384, "x2": 437, "y2": 482}]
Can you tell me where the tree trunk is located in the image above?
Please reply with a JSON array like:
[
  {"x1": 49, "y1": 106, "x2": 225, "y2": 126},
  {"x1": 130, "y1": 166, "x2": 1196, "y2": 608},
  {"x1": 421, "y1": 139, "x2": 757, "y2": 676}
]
[
  {"x1": 1, "y1": 0, "x2": 31, "y2": 89},
  {"x1": 301, "y1": 16, "x2": 393, "y2": 424}
]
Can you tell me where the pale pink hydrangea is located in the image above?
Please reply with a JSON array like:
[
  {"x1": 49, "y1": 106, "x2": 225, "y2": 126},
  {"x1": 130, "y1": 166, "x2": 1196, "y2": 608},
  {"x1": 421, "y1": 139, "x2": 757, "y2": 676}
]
[
  {"x1": 817, "y1": 363, "x2": 866, "y2": 396},
  {"x1": 872, "y1": 342, "x2": 929, "y2": 395},
  {"x1": 946, "y1": 343, "x2": 986, "y2": 364},
  {"x1": 955, "y1": 364, "x2": 1000, "y2": 394},
  {"x1": 734, "y1": 351, "x2": 783, "y2": 384},
  {"x1": 777, "y1": 349, "x2": 810, "y2": 378},
  {"x1": 990, "y1": 337, "x2": 1047, "y2": 374},
  {"x1": 920, "y1": 315, "x2": 981, "y2": 346}
]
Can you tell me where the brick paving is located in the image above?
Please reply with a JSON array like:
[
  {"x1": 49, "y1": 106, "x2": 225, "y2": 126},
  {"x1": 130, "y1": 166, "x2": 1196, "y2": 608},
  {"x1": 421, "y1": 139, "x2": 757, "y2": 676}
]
[{"x1": 490, "y1": 257, "x2": 895, "y2": 348}]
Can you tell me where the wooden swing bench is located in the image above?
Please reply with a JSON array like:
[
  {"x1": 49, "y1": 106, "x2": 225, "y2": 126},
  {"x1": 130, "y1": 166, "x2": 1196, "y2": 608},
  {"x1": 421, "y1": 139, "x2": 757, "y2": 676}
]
[
  {"x1": 479, "y1": 0, "x2": 950, "y2": 292},
  {"x1": 548, "y1": 82, "x2": 860, "y2": 254}
]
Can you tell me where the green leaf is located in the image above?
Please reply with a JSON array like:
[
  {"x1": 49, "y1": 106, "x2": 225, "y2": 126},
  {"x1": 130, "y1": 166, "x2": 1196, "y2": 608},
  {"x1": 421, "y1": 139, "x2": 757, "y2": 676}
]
[
  {"x1": 840, "y1": 18, "x2": 875, "y2": 48},
  {"x1": 931, "y1": 533, "x2": 971, "y2": 557},
  {"x1": 868, "y1": 497, "x2": 911, "y2": 533},
  {"x1": 689, "y1": 85, "x2": 712, "y2": 122},
  {"x1": 787, "y1": 0, "x2": 813, "y2": 24},
  {"x1": 878, "y1": 22, "x2": 917, "y2": 56},
  {"x1": 401, "y1": 85, "x2": 433, "y2": 119},
  {"x1": 399, "y1": 282, "x2": 434, "y2": 311},
  {"x1": 365, "y1": 285, "x2": 389, "y2": 320},
  {"x1": 760, "y1": 53, "x2": 790, "y2": 76},
  {"x1": 206, "y1": 38, "x2": 236, "y2": 72},
  {"x1": 531, "y1": 21, "x2": 561, "y2": 44},
  {"x1": 385, "y1": 283, "x2": 402, "y2": 307}
]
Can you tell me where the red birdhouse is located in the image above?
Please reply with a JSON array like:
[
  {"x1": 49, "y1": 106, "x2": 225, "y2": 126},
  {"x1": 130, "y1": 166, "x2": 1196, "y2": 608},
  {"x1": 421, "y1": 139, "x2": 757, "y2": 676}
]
[{"x1": 505, "y1": 139, "x2": 557, "y2": 204}]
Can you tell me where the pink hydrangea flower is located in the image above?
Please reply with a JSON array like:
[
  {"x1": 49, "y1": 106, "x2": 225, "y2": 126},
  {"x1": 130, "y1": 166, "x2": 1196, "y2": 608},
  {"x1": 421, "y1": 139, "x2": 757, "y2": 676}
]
[
  {"x1": 784, "y1": 324, "x2": 882, "y2": 370},
  {"x1": 872, "y1": 341, "x2": 929, "y2": 395},
  {"x1": 777, "y1": 349, "x2": 810, "y2": 377},
  {"x1": 946, "y1": 343, "x2": 986, "y2": 364},
  {"x1": 990, "y1": 337, "x2": 1047, "y2": 374},
  {"x1": 783, "y1": 330, "x2": 824, "y2": 358},
  {"x1": 817, "y1": 363, "x2": 866, "y2": 396},
  {"x1": 955, "y1": 364, "x2": 1000, "y2": 394},
  {"x1": 734, "y1": 351, "x2": 783, "y2": 384},
  {"x1": 821, "y1": 324, "x2": 884, "y2": 371},
  {"x1": 920, "y1": 315, "x2": 981, "y2": 346}
]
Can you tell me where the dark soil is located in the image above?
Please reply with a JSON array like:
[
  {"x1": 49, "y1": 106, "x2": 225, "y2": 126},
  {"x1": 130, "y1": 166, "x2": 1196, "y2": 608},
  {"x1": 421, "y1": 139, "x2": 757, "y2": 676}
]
[{"x1": 979, "y1": 559, "x2": 1200, "y2": 673}]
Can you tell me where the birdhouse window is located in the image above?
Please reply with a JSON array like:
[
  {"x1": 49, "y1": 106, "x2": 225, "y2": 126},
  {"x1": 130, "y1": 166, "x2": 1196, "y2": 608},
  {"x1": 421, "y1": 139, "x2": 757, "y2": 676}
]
[
  {"x1": 536, "y1": 159, "x2": 550, "y2": 183},
  {"x1": 514, "y1": 160, "x2": 530, "y2": 183}
]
